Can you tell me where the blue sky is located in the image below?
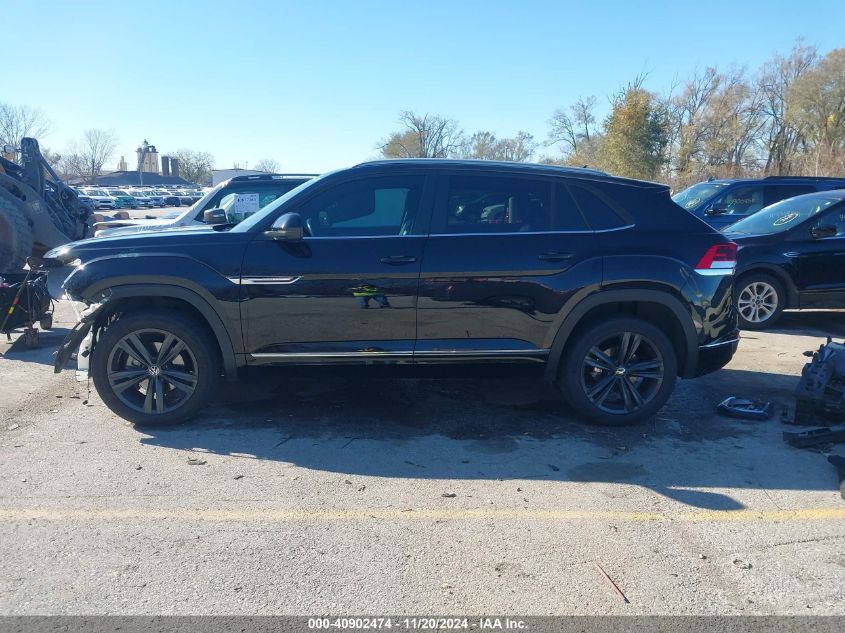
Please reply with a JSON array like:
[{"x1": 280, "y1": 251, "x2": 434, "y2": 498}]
[{"x1": 5, "y1": 0, "x2": 844, "y2": 173}]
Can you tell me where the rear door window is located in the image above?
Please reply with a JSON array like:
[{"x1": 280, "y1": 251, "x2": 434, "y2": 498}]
[
  {"x1": 437, "y1": 175, "x2": 569, "y2": 233},
  {"x1": 764, "y1": 184, "x2": 816, "y2": 206}
]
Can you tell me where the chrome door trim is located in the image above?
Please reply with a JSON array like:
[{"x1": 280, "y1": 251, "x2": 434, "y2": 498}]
[{"x1": 232, "y1": 276, "x2": 302, "y2": 285}]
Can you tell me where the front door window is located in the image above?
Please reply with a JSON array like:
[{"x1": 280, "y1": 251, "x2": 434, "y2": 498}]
[
  {"x1": 715, "y1": 186, "x2": 765, "y2": 215},
  {"x1": 296, "y1": 177, "x2": 425, "y2": 237}
]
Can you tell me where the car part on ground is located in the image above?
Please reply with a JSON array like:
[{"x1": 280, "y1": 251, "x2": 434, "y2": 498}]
[
  {"x1": 47, "y1": 159, "x2": 739, "y2": 426},
  {"x1": 716, "y1": 396, "x2": 774, "y2": 420},
  {"x1": 0, "y1": 138, "x2": 91, "y2": 273},
  {"x1": 784, "y1": 425, "x2": 845, "y2": 448},
  {"x1": 792, "y1": 338, "x2": 845, "y2": 425}
]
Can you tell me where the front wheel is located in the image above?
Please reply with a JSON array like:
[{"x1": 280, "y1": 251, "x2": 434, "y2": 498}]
[
  {"x1": 91, "y1": 309, "x2": 219, "y2": 425},
  {"x1": 559, "y1": 316, "x2": 678, "y2": 426}
]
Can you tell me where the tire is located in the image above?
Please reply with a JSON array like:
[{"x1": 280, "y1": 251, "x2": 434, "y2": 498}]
[
  {"x1": 91, "y1": 309, "x2": 219, "y2": 425},
  {"x1": 735, "y1": 273, "x2": 784, "y2": 330},
  {"x1": 559, "y1": 316, "x2": 678, "y2": 426},
  {"x1": 0, "y1": 194, "x2": 33, "y2": 274}
]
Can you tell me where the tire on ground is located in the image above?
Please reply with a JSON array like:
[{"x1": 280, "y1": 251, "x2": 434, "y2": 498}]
[
  {"x1": 734, "y1": 272, "x2": 785, "y2": 330},
  {"x1": 91, "y1": 308, "x2": 219, "y2": 426},
  {"x1": 558, "y1": 316, "x2": 678, "y2": 426},
  {"x1": 0, "y1": 194, "x2": 33, "y2": 274}
]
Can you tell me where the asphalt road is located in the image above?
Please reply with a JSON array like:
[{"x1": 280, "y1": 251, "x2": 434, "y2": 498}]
[{"x1": 1, "y1": 303, "x2": 844, "y2": 615}]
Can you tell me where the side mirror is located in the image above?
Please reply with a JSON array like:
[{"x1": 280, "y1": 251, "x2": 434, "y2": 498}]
[
  {"x1": 203, "y1": 208, "x2": 227, "y2": 225},
  {"x1": 266, "y1": 212, "x2": 304, "y2": 241},
  {"x1": 810, "y1": 224, "x2": 837, "y2": 239},
  {"x1": 705, "y1": 203, "x2": 728, "y2": 217}
]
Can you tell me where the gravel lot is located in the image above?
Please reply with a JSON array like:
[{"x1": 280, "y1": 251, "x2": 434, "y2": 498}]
[{"x1": 1, "y1": 301, "x2": 844, "y2": 615}]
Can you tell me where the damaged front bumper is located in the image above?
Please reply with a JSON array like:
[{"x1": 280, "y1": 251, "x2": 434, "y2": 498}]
[{"x1": 53, "y1": 301, "x2": 107, "y2": 378}]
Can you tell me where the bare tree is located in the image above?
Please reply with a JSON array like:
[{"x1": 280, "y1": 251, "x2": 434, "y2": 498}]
[
  {"x1": 80, "y1": 129, "x2": 118, "y2": 181},
  {"x1": 60, "y1": 129, "x2": 118, "y2": 183},
  {"x1": 663, "y1": 67, "x2": 720, "y2": 183},
  {"x1": 702, "y1": 69, "x2": 768, "y2": 177},
  {"x1": 0, "y1": 102, "x2": 52, "y2": 148},
  {"x1": 787, "y1": 47, "x2": 845, "y2": 176},
  {"x1": 171, "y1": 149, "x2": 215, "y2": 185},
  {"x1": 379, "y1": 111, "x2": 464, "y2": 158},
  {"x1": 254, "y1": 158, "x2": 280, "y2": 173},
  {"x1": 40, "y1": 146, "x2": 63, "y2": 173},
  {"x1": 462, "y1": 130, "x2": 537, "y2": 162},
  {"x1": 759, "y1": 41, "x2": 818, "y2": 175},
  {"x1": 462, "y1": 131, "x2": 500, "y2": 159},
  {"x1": 547, "y1": 96, "x2": 603, "y2": 168},
  {"x1": 494, "y1": 131, "x2": 537, "y2": 162},
  {"x1": 548, "y1": 96, "x2": 597, "y2": 155}
]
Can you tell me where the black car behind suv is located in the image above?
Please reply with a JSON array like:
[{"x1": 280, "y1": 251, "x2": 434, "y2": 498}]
[
  {"x1": 672, "y1": 176, "x2": 845, "y2": 230},
  {"x1": 46, "y1": 160, "x2": 739, "y2": 426},
  {"x1": 727, "y1": 190, "x2": 845, "y2": 329}
]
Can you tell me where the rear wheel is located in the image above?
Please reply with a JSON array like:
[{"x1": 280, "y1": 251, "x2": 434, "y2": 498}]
[
  {"x1": 91, "y1": 309, "x2": 218, "y2": 425},
  {"x1": 559, "y1": 316, "x2": 678, "y2": 426},
  {"x1": 735, "y1": 273, "x2": 784, "y2": 330}
]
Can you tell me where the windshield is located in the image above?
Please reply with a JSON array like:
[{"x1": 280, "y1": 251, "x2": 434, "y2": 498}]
[
  {"x1": 727, "y1": 195, "x2": 840, "y2": 235},
  {"x1": 231, "y1": 174, "x2": 328, "y2": 232},
  {"x1": 163, "y1": 183, "x2": 226, "y2": 224},
  {"x1": 671, "y1": 182, "x2": 728, "y2": 210}
]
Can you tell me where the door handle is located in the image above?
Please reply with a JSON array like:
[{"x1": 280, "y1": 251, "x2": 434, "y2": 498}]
[
  {"x1": 380, "y1": 255, "x2": 417, "y2": 265},
  {"x1": 538, "y1": 252, "x2": 574, "y2": 262}
]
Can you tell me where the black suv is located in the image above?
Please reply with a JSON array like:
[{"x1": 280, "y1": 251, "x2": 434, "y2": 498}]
[
  {"x1": 726, "y1": 190, "x2": 845, "y2": 329},
  {"x1": 46, "y1": 160, "x2": 739, "y2": 426},
  {"x1": 672, "y1": 176, "x2": 845, "y2": 230}
]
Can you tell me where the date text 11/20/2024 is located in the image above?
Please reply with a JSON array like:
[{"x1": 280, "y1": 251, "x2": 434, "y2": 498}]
[{"x1": 307, "y1": 617, "x2": 527, "y2": 630}]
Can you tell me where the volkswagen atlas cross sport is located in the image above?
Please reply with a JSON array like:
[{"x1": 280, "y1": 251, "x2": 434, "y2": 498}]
[{"x1": 45, "y1": 160, "x2": 739, "y2": 427}]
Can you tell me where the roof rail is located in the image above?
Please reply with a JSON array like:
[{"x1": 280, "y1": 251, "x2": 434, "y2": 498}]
[{"x1": 763, "y1": 175, "x2": 845, "y2": 181}]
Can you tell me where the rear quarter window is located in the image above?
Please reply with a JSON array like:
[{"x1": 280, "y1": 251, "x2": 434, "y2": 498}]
[{"x1": 566, "y1": 182, "x2": 630, "y2": 230}]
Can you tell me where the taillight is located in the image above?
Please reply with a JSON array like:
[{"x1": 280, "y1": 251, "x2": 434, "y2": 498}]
[{"x1": 695, "y1": 243, "x2": 737, "y2": 272}]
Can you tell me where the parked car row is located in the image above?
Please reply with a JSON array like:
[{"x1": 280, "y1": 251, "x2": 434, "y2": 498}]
[
  {"x1": 92, "y1": 173, "x2": 316, "y2": 236},
  {"x1": 72, "y1": 186, "x2": 206, "y2": 210}
]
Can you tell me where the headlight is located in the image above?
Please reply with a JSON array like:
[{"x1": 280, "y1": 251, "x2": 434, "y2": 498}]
[{"x1": 43, "y1": 245, "x2": 81, "y2": 266}]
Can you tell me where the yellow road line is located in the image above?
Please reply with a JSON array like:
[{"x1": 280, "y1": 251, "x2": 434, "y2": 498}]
[{"x1": 0, "y1": 508, "x2": 843, "y2": 522}]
